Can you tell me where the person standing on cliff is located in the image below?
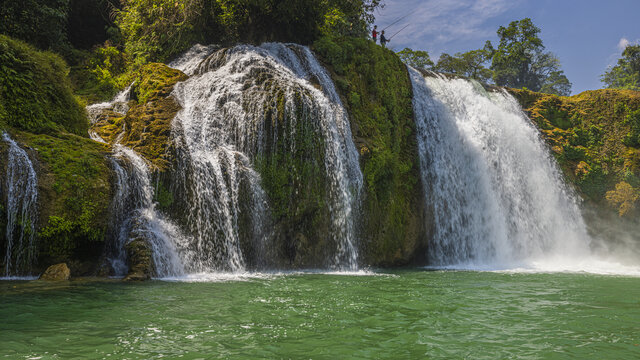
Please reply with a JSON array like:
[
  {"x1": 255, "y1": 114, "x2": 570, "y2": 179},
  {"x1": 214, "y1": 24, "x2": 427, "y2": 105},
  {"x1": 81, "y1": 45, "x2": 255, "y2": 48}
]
[
  {"x1": 380, "y1": 31, "x2": 389, "y2": 47},
  {"x1": 372, "y1": 25, "x2": 379, "y2": 43}
]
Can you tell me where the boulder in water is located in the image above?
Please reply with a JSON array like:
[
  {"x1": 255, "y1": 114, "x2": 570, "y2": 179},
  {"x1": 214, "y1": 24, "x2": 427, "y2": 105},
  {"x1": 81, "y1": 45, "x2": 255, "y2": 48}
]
[
  {"x1": 39, "y1": 263, "x2": 71, "y2": 281},
  {"x1": 123, "y1": 238, "x2": 154, "y2": 281}
]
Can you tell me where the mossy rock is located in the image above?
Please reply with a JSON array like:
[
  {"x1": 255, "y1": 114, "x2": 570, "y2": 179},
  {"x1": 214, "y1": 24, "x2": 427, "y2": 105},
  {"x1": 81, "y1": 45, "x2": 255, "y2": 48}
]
[
  {"x1": 91, "y1": 63, "x2": 187, "y2": 171},
  {"x1": 313, "y1": 36, "x2": 427, "y2": 266},
  {"x1": 39, "y1": 263, "x2": 71, "y2": 281},
  {"x1": 123, "y1": 237, "x2": 153, "y2": 281},
  {"x1": 7, "y1": 130, "x2": 113, "y2": 274}
]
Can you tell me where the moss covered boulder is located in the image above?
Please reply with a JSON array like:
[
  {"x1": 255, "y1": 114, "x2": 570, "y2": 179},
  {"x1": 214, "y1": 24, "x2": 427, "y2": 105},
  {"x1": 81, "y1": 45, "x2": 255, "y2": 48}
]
[
  {"x1": 9, "y1": 131, "x2": 113, "y2": 275},
  {"x1": 92, "y1": 63, "x2": 187, "y2": 170},
  {"x1": 123, "y1": 238, "x2": 153, "y2": 281},
  {"x1": 313, "y1": 37, "x2": 427, "y2": 266},
  {"x1": 510, "y1": 88, "x2": 640, "y2": 217}
]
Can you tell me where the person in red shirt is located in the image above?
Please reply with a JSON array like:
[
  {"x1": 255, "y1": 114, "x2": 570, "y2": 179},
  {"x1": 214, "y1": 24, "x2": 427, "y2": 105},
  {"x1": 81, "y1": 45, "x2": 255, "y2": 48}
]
[{"x1": 372, "y1": 25, "x2": 378, "y2": 43}]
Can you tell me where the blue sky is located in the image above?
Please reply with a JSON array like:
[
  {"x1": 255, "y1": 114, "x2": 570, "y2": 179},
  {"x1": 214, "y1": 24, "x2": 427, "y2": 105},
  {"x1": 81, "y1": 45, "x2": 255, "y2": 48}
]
[{"x1": 374, "y1": 0, "x2": 640, "y2": 94}]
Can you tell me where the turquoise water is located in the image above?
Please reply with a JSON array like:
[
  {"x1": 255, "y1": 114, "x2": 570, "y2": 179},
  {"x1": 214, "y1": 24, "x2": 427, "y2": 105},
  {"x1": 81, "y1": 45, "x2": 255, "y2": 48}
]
[{"x1": 1, "y1": 270, "x2": 639, "y2": 359}]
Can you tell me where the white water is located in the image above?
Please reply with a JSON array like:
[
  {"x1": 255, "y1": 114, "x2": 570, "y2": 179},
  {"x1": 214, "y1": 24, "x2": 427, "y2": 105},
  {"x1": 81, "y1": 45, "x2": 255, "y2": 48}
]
[
  {"x1": 410, "y1": 70, "x2": 597, "y2": 270},
  {"x1": 169, "y1": 44, "x2": 218, "y2": 76},
  {"x1": 108, "y1": 145, "x2": 185, "y2": 277},
  {"x1": 87, "y1": 87, "x2": 185, "y2": 277},
  {"x1": 2, "y1": 132, "x2": 38, "y2": 276},
  {"x1": 170, "y1": 43, "x2": 363, "y2": 271}
]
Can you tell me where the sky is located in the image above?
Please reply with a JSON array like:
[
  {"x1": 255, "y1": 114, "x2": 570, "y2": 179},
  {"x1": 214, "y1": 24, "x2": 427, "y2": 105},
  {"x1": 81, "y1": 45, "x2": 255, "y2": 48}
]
[{"x1": 373, "y1": 0, "x2": 640, "y2": 94}]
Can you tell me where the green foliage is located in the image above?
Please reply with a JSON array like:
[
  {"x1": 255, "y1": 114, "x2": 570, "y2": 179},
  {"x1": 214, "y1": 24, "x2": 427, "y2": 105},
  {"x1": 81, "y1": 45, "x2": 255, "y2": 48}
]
[
  {"x1": 491, "y1": 18, "x2": 571, "y2": 96},
  {"x1": 154, "y1": 181, "x2": 174, "y2": 211},
  {"x1": 0, "y1": 35, "x2": 88, "y2": 135},
  {"x1": 511, "y1": 88, "x2": 640, "y2": 210},
  {"x1": 314, "y1": 36, "x2": 423, "y2": 265},
  {"x1": 623, "y1": 108, "x2": 640, "y2": 147},
  {"x1": 116, "y1": 0, "x2": 382, "y2": 64},
  {"x1": 434, "y1": 42, "x2": 494, "y2": 83},
  {"x1": 14, "y1": 131, "x2": 112, "y2": 264},
  {"x1": 397, "y1": 48, "x2": 434, "y2": 70},
  {"x1": 602, "y1": 44, "x2": 640, "y2": 91},
  {"x1": 0, "y1": 0, "x2": 70, "y2": 51},
  {"x1": 71, "y1": 44, "x2": 130, "y2": 103}
]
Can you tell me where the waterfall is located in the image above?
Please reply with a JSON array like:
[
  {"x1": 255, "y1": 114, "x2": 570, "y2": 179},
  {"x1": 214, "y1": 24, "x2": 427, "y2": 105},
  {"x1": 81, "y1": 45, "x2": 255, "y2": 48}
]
[
  {"x1": 170, "y1": 43, "x2": 363, "y2": 270},
  {"x1": 410, "y1": 69, "x2": 592, "y2": 268},
  {"x1": 2, "y1": 132, "x2": 38, "y2": 276},
  {"x1": 107, "y1": 145, "x2": 185, "y2": 277}
]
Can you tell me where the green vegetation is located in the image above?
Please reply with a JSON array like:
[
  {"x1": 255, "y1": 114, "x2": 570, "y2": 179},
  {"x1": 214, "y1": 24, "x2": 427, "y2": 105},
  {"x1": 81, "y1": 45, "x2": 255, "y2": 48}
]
[
  {"x1": 0, "y1": 0, "x2": 70, "y2": 51},
  {"x1": 116, "y1": 0, "x2": 382, "y2": 64},
  {"x1": 510, "y1": 88, "x2": 640, "y2": 216},
  {"x1": 0, "y1": 35, "x2": 87, "y2": 135},
  {"x1": 314, "y1": 36, "x2": 425, "y2": 265},
  {"x1": 254, "y1": 88, "x2": 331, "y2": 267},
  {"x1": 602, "y1": 44, "x2": 640, "y2": 91},
  {"x1": 434, "y1": 42, "x2": 494, "y2": 83},
  {"x1": 71, "y1": 44, "x2": 130, "y2": 104},
  {"x1": 12, "y1": 131, "x2": 113, "y2": 273},
  {"x1": 91, "y1": 63, "x2": 187, "y2": 170},
  {"x1": 491, "y1": 18, "x2": 571, "y2": 96},
  {"x1": 397, "y1": 48, "x2": 434, "y2": 70}
]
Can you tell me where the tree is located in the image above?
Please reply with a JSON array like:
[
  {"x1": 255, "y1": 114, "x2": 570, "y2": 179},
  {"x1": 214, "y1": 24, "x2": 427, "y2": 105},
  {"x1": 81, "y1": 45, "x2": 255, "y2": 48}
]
[
  {"x1": 491, "y1": 18, "x2": 571, "y2": 96},
  {"x1": 433, "y1": 41, "x2": 494, "y2": 83},
  {"x1": 397, "y1": 48, "x2": 433, "y2": 70},
  {"x1": 116, "y1": 0, "x2": 384, "y2": 63},
  {"x1": 0, "y1": 0, "x2": 70, "y2": 51},
  {"x1": 601, "y1": 44, "x2": 640, "y2": 90}
]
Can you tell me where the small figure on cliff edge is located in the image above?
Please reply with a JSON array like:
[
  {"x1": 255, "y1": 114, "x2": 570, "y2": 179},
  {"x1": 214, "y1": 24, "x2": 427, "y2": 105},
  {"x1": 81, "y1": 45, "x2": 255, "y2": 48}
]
[
  {"x1": 380, "y1": 31, "x2": 389, "y2": 48},
  {"x1": 372, "y1": 25, "x2": 378, "y2": 43}
]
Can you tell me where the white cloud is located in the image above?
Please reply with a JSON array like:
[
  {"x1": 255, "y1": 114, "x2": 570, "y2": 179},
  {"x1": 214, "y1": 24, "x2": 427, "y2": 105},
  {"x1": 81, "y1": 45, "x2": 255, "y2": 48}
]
[
  {"x1": 376, "y1": 0, "x2": 523, "y2": 53},
  {"x1": 618, "y1": 37, "x2": 630, "y2": 51}
]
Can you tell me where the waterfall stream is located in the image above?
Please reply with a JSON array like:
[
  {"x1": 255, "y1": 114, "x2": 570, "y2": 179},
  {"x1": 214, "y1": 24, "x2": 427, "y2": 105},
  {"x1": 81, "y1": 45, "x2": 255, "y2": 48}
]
[
  {"x1": 170, "y1": 43, "x2": 363, "y2": 271},
  {"x1": 108, "y1": 145, "x2": 185, "y2": 277},
  {"x1": 2, "y1": 132, "x2": 38, "y2": 276},
  {"x1": 410, "y1": 69, "x2": 592, "y2": 268}
]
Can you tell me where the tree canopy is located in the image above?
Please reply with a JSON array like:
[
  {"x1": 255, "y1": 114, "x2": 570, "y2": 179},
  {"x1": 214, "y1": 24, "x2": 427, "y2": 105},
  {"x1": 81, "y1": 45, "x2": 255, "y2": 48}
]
[
  {"x1": 491, "y1": 18, "x2": 571, "y2": 96},
  {"x1": 434, "y1": 41, "x2": 494, "y2": 83},
  {"x1": 397, "y1": 48, "x2": 433, "y2": 70},
  {"x1": 116, "y1": 0, "x2": 383, "y2": 63},
  {"x1": 601, "y1": 44, "x2": 640, "y2": 91}
]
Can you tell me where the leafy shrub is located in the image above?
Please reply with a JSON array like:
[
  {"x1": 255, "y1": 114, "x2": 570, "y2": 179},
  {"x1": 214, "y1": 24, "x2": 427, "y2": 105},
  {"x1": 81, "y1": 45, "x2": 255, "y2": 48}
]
[{"x1": 0, "y1": 35, "x2": 87, "y2": 135}]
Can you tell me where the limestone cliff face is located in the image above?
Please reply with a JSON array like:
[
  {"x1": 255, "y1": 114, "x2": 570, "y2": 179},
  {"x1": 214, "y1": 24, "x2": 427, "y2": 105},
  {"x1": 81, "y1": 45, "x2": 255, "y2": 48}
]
[{"x1": 510, "y1": 88, "x2": 640, "y2": 217}]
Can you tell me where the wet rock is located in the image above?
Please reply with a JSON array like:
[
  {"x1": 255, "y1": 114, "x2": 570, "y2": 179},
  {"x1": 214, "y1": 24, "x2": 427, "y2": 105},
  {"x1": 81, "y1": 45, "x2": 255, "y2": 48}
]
[
  {"x1": 123, "y1": 238, "x2": 153, "y2": 281},
  {"x1": 39, "y1": 263, "x2": 71, "y2": 281}
]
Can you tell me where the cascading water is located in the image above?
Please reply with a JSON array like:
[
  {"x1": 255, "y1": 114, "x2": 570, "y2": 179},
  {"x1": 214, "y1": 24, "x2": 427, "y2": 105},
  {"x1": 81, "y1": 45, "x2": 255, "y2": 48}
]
[
  {"x1": 107, "y1": 145, "x2": 185, "y2": 277},
  {"x1": 170, "y1": 43, "x2": 363, "y2": 271},
  {"x1": 2, "y1": 132, "x2": 38, "y2": 276},
  {"x1": 410, "y1": 69, "x2": 592, "y2": 268},
  {"x1": 87, "y1": 86, "x2": 184, "y2": 277}
]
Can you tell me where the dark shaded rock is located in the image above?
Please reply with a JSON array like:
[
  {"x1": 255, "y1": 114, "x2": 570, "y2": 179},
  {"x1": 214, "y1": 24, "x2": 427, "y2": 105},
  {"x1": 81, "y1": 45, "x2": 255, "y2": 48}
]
[
  {"x1": 123, "y1": 238, "x2": 153, "y2": 281},
  {"x1": 39, "y1": 263, "x2": 71, "y2": 281}
]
